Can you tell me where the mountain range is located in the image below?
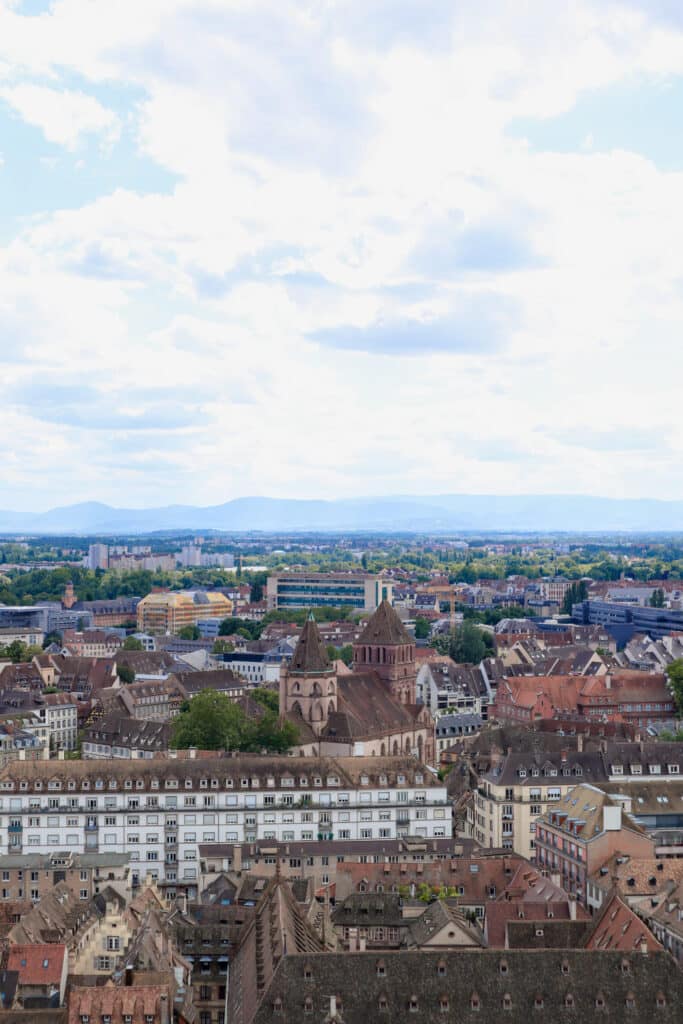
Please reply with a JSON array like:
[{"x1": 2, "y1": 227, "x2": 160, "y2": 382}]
[{"x1": 1, "y1": 494, "x2": 683, "y2": 534}]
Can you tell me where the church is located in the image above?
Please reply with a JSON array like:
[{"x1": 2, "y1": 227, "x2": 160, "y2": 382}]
[{"x1": 279, "y1": 600, "x2": 435, "y2": 763}]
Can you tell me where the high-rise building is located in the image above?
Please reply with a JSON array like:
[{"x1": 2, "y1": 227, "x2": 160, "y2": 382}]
[
  {"x1": 87, "y1": 543, "x2": 109, "y2": 570},
  {"x1": 266, "y1": 572, "x2": 391, "y2": 611}
]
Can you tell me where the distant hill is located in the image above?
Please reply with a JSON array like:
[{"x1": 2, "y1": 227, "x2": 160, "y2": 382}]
[{"x1": 1, "y1": 494, "x2": 683, "y2": 534}]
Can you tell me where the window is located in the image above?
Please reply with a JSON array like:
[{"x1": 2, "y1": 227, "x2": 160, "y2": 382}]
[{"x1": 408, "y1": 996, "x2": 418, "y2": 1013}]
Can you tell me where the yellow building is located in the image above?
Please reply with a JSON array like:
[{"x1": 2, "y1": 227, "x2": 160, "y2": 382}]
[{"x1": 136, "y1": 590, "x2": 232, "y2": 635}]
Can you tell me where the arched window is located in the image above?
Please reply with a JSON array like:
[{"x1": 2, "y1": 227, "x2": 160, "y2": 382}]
[
  {"x1": 534, "y1": 994, "x2": 544, "y2": 1010},
  {"x1": 502, "y1": 994, "x2": 512, "y2": 1011},
  {"x1": 625, "y1": 993, "x2": 636, "y2": 1010},
  {"x1": 378, "y1": 995, "x2": 388, "y2": 1011},
  {"x1": 304, "y1": 997, "x2": 313, "y2": 1014},
  {"x1": 595, "y1": 993, "x2": 605, "y2": 1010},
  {"x1": 471, "y1": 992, "x2": 481, "y2": 1012},
  {"x1": 273, "y1": 998, "x2": 283, "y2": 1014},
  {"x1": 439, "y1": 995, "x2": 449, "y2": 1013},
  {"x1": 408, "y1": 995, "x2": 418, "y2": 1013},
  {"x1": 565, "y1": 994, "x2": 575, "y2": 1009}
]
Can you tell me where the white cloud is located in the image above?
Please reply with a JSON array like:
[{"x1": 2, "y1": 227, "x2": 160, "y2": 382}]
[
  {"x1": 0, "y1": 83, "x2": 120, "y2": 148},
  {"x1": 0, "y1": 0, "x2": 682, "y2": 509}
]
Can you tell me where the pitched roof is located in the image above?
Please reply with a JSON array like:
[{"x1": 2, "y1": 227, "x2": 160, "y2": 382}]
[
  {"x1": 585, "y1": 892, "x2": 662, "y2": 953},
  {"x1": 289, "y1": 617, "x2": 332, "y2": 674},
  {"x1": 357, "y1": 599, "x2": 412, "y2": 646},
  {"x1": 7, "y1": 944, "x2": 66, "y2": 986}
]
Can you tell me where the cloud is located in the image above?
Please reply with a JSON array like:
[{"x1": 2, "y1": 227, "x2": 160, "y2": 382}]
[
  {"x1": 310, "y1": 294, "x2": 517, "y2": 355},
  {"x1": 0, "y1": 83, "x2": 120, "y2": 148},
  {"x1": 411, "y1": 213, "x2": 542, "y2": 275},
  {"x1": 545, "y1": 426, "x2": 669, "y2": 453}
]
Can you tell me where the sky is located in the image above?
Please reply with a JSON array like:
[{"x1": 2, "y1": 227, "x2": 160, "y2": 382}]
[{"x1": 1, "y1": 0, "x2": 683, "y2": 512}]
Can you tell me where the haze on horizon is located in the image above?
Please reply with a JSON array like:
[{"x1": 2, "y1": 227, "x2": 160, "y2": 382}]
[{"x1": 1, "y1": 0, "x2": 682, "y2": 514}]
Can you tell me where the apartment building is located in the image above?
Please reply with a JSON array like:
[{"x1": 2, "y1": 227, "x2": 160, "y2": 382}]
[
  {"x1": 0, "y1": 756, "x2": 448, "y2": 902},
  {"x1": 0, "y1": 850, "x2": 131, "y2": 904},
  {"x1": 0, "y1": 626, "x2": 44, "y2": 648},
  {"x1": 36, "y1": 691, "x2": 78, "y2": 750},
  {"x1": 535, "y1": 784, "x2": 654, "y2": 905},
  {"x1": 469, "y1": 748, "x2": 608, "y2": 859}
]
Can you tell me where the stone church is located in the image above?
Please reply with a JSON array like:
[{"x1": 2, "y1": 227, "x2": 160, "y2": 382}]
[{"x1": 279, "y1": 601, "x2": 435, "y2": 763}]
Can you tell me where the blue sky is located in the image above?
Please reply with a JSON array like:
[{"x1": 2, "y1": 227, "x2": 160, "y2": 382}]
[{"x1": 0, "y1": 0, "x2": 682, "y2": 511}]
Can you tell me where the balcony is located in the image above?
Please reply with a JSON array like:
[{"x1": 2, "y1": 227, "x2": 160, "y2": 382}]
[
  {"x1": 85, "y1": 821, "x2": 98, "y2": 831},
  {"x1": 8, "y1": 823, "x2": 22, "y2": 833}
]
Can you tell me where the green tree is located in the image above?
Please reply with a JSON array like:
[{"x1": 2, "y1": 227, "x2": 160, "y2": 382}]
[
  {"x1": 117, "y1": 663, "x2": 135, "y2": 685},
  {"x1": 251, "y1": 688, "x2": 280, "y2": 713},
  {"x1": 666, "y1": 659, "x2": 683, "y2": 714},
  {"x1": 250, "y1": 710, "x2": 300, "y2": 753},
  {"x1": 431, "y1": 622, "x2": 490, "y2": 664},
  {"x1": 212, "y1": 638, "x2": 235, "y2": 654},
  {"x1": 561, "y1": 580, "x2": 588, "y2": 614},
  {"x1": 171, "y1": 690, "x2": 246, "y2": 749},
  {"x1": 42, "y1": 630, "x2": 63, "y2": 649},
  {"x1": 122, "y1": 636, "x2": 144, "y2": 651},
  {"x1": 250, "y1": 581, "x2": 264, "y2": 603},
  {"x1": 650, "y1": 588, "x2": 665, "y2": 608},
  {"x1": 177, "y1": 624, "x2": 200, "y2": 640},
  {"x1": 414, "y1": 617, "x2": 431, "y2": 640}
]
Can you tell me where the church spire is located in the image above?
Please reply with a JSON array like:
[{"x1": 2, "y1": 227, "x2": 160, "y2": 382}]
[{"x1": 289, "y1": 614, "x2": 332, "y2": 674}]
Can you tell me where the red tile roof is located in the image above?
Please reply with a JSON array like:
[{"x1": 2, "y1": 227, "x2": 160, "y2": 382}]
[{"x1": 7, "y1": 943, "x2": 66, "y2": 985}]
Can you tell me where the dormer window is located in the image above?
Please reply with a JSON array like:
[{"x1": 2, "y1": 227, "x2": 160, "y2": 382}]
[
  {"x1": 397, "y1": 774, "x2": 406, "y2": 784},
  {"x1": 499, "y1": 960, "x2": 508, "y2": 975},
  {"x1": 415, "y1": 774, "x2": 423, "y2": 784},
  {"x1": 376, "y1": 960, "x2": 386, "y2": 977},
  {"x1": 471, "y1": 994, "x2": 480, "y2": 1012},
  {"x1": 534, "y1": 995, "x2": 544, "y2": 1009},
  {"x1": 565, "y1": 994, "x2": 574, "y2": 1008},
  {"x1": 439, "y1": 996, "x2": 449, "y2": 1012},
  {"x1": 595, "y1": 993, "x2": 605, "y2": 1009},
  {"x1": 437, "y1": 960, "x2": 446, "y2": 976},
  {"x1": 185, "y1": 779, "x2": 193, "y2": 788},
  {"x1": 408, "y1": 995, "x2": 418, "y2": 1013},
  {"x1": 304, "y1": 996, "x2": 313, "y2": 1014},
  {"x1": 668, "y1": 764, "x2": 680, "y2": 774},
  {"x1": 379, "y1": 995, "x2": 388, "y2": 1011},
  {"x1": 202, "y1": 778, "x2": 211, "y2": 788},
  {"x1": 502, "y1": 994, "x2": 512, "y2": 1011},
  {"x1": 561, "y1": 959, "x2": 570, "y2": 975},
  {"x1": 518, "y1": 769, "x2": 527, "y2": 778}
]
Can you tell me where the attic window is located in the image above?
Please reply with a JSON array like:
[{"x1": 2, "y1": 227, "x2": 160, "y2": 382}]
[
  {"x1": 304, "y1": 997, "x2": 313, "y2": 1014},
  {"x1": 68, "y1": 780, "x2": 76, "y2": 790},
  {"x1": 415, "y1": 774, "x2": 423, "y2": 784},
  {"x1": 439, "y1": 996, "x2": 449, "y2": 1012},
  {"x1": 409, "y1": 995, "x2": 418, "y2": 1012},
  {"x1": 185, "y1": 779, "x2": 193, "y2": 789},
  {"x1": 273, "y1": 998, "x2": 283, "y2": 1014},
  {"x1": 82, "y1": 781, "x2": 90, "y2": 790},
  {"x1": 21, "y1": 781, "x2": 29, "y2": 791},
  {"x1": 437, "y1": 960, "x2": 446, "y2": 976},
  {"x1": 625, "y1": 994, "x2": 636, "y2": 1010},
  {"x1": 150, "y1": 779, "x2": 159, "y2": 789},
  {"x1": 621, "y1": 960, "x2": 631, "y2": 974},
  {"x1": 203, "y1": 778, "x2": 211, "y2": 788},
  {"x1": 502, "y1": 994, "x2": 512, "y2": 1011},
  {"x1": 561, "y1": 959, "x2": 570, "y2": 975},
  {"x1": 565, "y1": 994, "x2": 575, "y2": 1008},
  {"x1": 303, "y1": 964, "x2": 312, "y2": 980},
  {"x1": 376, "y1": 960, "x2": 386, "y2": 977},
  {"x1": 125, "y1": 780, "x2": 132, "y2": 789},
  {"x1": 360, "y1": 775, "x2": 369, "y2": 786},
  {"x1": 499, "y1": 960, "x2": 509, "y2": 975},
  {"x1": 656, "y1": 994, "x2": 666, "y2": 1008},
  {"x1": 534, "y1": 995, "x2": 544, "y2": 1009},
  {"x1": 397, "y1": 774, "x2": 406, "y2": 784},
  {"x1": 379, "y1": 995, "x2": 388, "y2": 1011},
  {"x1": 470, "y1": 993, "x2": 480, "y2": 1011},
  {"x1": 595, "y1": 994, "x2": 605, "y2": 1009}
]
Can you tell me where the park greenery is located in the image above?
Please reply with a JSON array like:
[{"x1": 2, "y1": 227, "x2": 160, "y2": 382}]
[
  {"x1": 170, "y1": 688, "x2": 298, "y2": 752},
  {"x1": 430, "y1": 621, "x2": 494, "y2": 663},
  {"x1": 0, "y1": 640, "x2": 43, "y2": 663}
]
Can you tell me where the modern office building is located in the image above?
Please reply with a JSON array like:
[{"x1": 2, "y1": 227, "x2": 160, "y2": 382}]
[
  {"x1": 573, "y1": 599, "x2": 683, "y2": 641},
  {"x1": 266, "y1": 572, "x2": 392, "y2": 611},
  {"x1": 136, "y1": 590, "x2": 233, "y2": 635}
]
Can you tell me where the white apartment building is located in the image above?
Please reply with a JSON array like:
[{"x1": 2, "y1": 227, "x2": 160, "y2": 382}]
[
  {"x1": 0, "y1": 756, "x2": 450, "y2": 900},
  {"x1": 217, "y1": 652, "x2": 281, "y2": 685},
  {"x1": 37, "y1": 693, "x2": 78, "y2": 750}
]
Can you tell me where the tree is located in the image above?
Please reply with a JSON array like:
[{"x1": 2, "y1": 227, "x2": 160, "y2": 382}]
[
  {"x1": 117, "y1": 663, "x2": 135, "y2": 685},
  {"x1": 561, "y1": 580, "x2": 588, "y2": 614},
  {"x1": 327, "y1": 644, "x2": 353, "y2": 666},
  {"x1": 650, "y1": 588, "x2": 665, "y2": 608},
  {"x1": 212, "y1": 638, "x2": 235, "y2": 654},
  {"x1": 414, "y1": 617, "x2": 431, "y2": 640},
  {"x1": 250, "y1": 581, "x2": 264, "y2": 603},
  {"x1": 666, "y1": 659, "x2": 683, "y2": 714},
  {"x1": 170, "y1": 689, "x2": 299, "y2": 752},
  {"x1": 42, "y1": 630, "x2": 63, "y2": 649},
  {"x1": 251, "y1": 688, "x2": 280, "y2": 713},
  {"x1": 122, "y1": 636, "x2": 144, "y2": 651},
  {"x1": 171, "y1": 690, "x2": 247, "y2": 749},
  {"x1": 431, "y1": 622, "x2": 490, "y2": 664},
  {"x1": 177, "y1": 624, "x2": 200, "y2": 641}
]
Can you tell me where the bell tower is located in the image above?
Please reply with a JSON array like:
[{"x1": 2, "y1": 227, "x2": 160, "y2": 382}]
[
  {"x1": 352, "y1": 599, "x2": 416, "y2": 704},
  {"x1": 280, "y1": 614, "x2": 337, "y2": 736}
]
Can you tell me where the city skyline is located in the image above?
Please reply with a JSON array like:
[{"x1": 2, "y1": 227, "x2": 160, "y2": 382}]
[{"x1": 2, "y1": 1, "x2": 682, "y2": 511}]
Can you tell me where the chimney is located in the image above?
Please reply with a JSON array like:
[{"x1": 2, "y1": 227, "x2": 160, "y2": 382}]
[
  {"x1": 329, "y1": 995, "x2": 338, "y2": 1020},
  {"x1": 640, "y1": 939, "x2": 649, "y2": 956},
  {"x1": 560, "y1": 748, "x2": 568, "y2": 764},
  {"x1": 577, "y1": 733, "x2": 584, "y2": 753},
  {"x1": 568, "y1": 895, "x2": 577, "y2": 920},
  {"x1": 605, "y1": 676, "x2": 611, "y2": 690},
  {"x1": 233, "y1": 844, "x2": 242, "y2": 873},
  {"x1": 159, "y1": 992, "x2": 170, "y2": 1024}
]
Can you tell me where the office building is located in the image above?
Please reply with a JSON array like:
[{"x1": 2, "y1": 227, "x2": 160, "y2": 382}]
[{"x1": 266, "y1": 572, "x2": 392, "y2": 611}]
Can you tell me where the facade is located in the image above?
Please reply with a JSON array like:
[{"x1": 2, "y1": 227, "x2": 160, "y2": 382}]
[
  {"x1": 469, "y1": 749, "x2": 608, "y2": 859},
  {"x1": 136, "y1": 591, "x2": 233, "y2": 635},
  {"x1": 216, "y1": 651, "x2": 281, "y2": 685},
  {"x1": 266, "y1": 572, "x2": 392, "y2": 612},
  {"x1": 352, "y1": 600, "x2": 417, "y2": 705},
  {"x1": 535, "y1": 784, "x2": 654, "y2": 905},
  {"x1": 37, "y1": 692, "x2": 78, "y2": 751},
  {"x1": 0, "y1": 850, "x2": 131, "y2": 904},
  {"x1": 0, "y1": 626, "x2": 44, "y2": 648},
  {"x1": 0, "y1": 756, "x2": 448, "y2": 901},
  {"x1": 574, "y1": 598, "x2": 683, "y2": 640},
  {"x1": 82, "y1": 715, "x2": 171, "y2": 759},
  {"x1": 87, "y1": 543, "x2": 109, "y2": 570}
]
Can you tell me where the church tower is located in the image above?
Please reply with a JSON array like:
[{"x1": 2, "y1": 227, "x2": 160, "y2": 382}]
[
  {"x1": 352, "y1": 599, "x2": 416, "y2": 704},
  {"x1": 280, "y1": 615, "x2": 337, "y2": 736}
]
